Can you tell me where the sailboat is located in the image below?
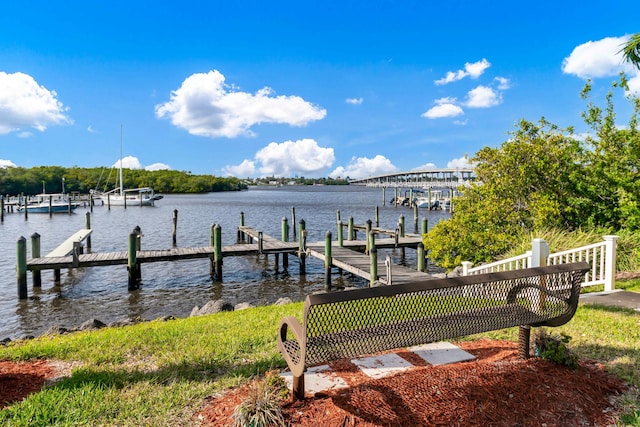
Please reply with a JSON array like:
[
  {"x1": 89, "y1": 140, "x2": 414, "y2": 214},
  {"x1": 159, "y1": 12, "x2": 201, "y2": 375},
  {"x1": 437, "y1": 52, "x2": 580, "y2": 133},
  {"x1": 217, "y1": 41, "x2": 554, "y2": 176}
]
[{"x1": 95, "y1": 126, "x2": 162, "y2": 207}]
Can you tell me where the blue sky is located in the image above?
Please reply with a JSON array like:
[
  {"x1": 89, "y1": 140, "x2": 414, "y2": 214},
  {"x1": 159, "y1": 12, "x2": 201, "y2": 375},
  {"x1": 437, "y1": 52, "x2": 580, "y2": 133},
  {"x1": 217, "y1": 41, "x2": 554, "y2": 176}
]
[{"x1": 1, "y1": 1, "x2": 639, "y2": 179}]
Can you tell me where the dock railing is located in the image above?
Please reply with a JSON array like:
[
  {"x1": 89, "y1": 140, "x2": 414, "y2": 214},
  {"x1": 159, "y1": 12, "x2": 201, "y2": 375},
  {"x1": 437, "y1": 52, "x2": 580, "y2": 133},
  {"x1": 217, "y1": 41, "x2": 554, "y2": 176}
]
[{"x1": 461, "y1": 235, "x2": 618, "y2": 291}]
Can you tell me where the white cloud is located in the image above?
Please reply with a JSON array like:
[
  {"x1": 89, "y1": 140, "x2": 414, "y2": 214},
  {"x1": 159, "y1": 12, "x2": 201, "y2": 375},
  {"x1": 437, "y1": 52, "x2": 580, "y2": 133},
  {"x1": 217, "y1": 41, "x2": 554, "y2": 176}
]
[
  {"x1": 412, "y1": 163, "x2": 437, "y2": 170},
  {"x1": 224, "y1": 138, "x2": 335, "y2": 177},
  {"x1": 329, "y1": 155, "x2": 397, "y2": 180},
  {"x1": 145, "y1": 163, "x2": 171, "y2": 171},
  {"x1": 0, "y1": 159, "x2": 17, "y2": 168},
  {"x1": 453, "y1": 119, "x2": 468, "y2": 126},
  {"x1": 112, "y1": 156, "x2": 142, "y2": 169},
  {"x1": 495, "y1": 77, "x2": 511, "y2": 90},
  {"x1": 422, "y1": 97, "x2": 464, "y2": 119},
  {"x1": 628, "y1": 74, "x2": 640, "y2": 96},
  {"x1": 0, "y1": 72, "x2": 72, "y2": 135},
  {"x1": 155, "y1": 70, "x2": 327, "y2": 138},
  {"x1": 447, "y1": 155, "x2": 475, "y2": 169},
  {"x1": 435, "y1": 59, "x2": 491, "y2": 85},
  {"x1": 87, "y1": 125, "x2": 95, "y2": 133},
  {"x1": 223, "y1": 159, "x2": 256, "y2": 177},
  {"x1": 345, "y1": 97, "x2": 363, "y2": 105},
  {"x1": 464, "y1": 85, "x2": 502, "y2": 108},
  {"x1": 562, "y1": 35, "x2": 636, "y2": 79}
]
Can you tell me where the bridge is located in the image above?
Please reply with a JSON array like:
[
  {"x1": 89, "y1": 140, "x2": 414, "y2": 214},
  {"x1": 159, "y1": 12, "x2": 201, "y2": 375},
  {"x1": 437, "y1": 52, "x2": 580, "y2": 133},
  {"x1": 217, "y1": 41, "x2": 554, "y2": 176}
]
[{"x1": 350, "y1": 168, "x2": 476, "y2": 189}]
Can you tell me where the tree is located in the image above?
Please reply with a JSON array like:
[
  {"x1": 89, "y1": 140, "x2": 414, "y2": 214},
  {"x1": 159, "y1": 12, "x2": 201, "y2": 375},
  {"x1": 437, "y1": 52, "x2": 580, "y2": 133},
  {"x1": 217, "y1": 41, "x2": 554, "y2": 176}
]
[
  {"x1": 621, "y1": 33, "x2": 640, "y2": 69},
  {"x1": 424, "y1": 119, "x2": 584, "y2": 268}
]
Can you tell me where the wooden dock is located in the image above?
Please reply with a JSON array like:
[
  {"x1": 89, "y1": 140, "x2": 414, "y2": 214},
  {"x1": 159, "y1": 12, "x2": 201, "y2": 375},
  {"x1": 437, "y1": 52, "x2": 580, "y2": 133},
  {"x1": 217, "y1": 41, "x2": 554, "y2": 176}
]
[{"x1": 18, "y1": 220, "x2": 429, "y2": 299}]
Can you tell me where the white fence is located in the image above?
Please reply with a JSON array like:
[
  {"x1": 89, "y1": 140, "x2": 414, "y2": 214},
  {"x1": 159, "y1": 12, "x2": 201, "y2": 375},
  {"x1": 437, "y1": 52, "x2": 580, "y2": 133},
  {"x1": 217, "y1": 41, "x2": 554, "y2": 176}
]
[{"x1": 461, "y1": 236, "x2": 618, "y2": 291}]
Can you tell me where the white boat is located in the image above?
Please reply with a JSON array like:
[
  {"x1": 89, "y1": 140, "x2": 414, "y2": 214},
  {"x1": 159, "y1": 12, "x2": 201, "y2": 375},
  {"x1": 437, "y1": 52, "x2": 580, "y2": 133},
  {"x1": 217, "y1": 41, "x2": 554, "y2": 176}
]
[
  {"x1": 93, "y1": 127, "x2": 162, "y2": 207},
  {"x1": 19, "y1": 180, "x2": 79, "y2": 214}
]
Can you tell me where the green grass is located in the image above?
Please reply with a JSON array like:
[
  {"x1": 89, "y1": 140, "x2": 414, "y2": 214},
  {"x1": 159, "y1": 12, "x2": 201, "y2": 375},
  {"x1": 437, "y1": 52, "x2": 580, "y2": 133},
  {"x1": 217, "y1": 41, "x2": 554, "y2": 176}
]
[{"x1": 1, "y1": 294, "x2": 640, "y2": 426}]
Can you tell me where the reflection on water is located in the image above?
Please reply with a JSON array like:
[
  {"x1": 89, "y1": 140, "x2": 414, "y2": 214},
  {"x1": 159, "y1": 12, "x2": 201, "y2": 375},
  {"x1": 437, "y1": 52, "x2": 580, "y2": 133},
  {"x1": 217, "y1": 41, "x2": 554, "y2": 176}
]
[{"x1": 0, "y1": 186, "x2": 450, "y2": 339}]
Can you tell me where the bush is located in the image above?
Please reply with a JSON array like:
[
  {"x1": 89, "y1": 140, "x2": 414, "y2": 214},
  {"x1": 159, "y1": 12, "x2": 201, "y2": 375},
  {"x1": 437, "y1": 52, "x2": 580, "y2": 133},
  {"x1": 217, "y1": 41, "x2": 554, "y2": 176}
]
[
  {"x1": 232, "y1": 371, "x2": 288, "y2": 427},
  {"x1": 533, "y1": 329, "x2": 579, "y2": 370}
]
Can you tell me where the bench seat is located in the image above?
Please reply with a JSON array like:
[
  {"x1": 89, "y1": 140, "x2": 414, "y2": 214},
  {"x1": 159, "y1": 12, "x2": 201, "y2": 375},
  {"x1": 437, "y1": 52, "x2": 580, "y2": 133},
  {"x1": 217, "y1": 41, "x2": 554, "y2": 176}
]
[{"x1": 278, "y1": 262, "x2": 590, "y2": 399}]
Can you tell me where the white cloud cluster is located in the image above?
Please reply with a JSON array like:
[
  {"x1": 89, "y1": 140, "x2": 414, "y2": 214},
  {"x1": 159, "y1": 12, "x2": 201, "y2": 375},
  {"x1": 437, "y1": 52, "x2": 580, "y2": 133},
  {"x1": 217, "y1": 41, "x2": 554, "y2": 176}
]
[
  {"x1": 447, "y1": 155, "x2": 475, "y2": 169},
  {"x1": 155, "y1": 70, "x2": 327, "y2": 138},
  {"x1": 329, "y1": 155, "x2": 397, "y2": 180},
  {"x1": 223, "y1": 138, "x2": 335, "y2": 177},
  {"x1": 345, "y1": 97, "x2": 363, "y2": 105},
  {"x1": 562, "y1": 35, "x2": 640, "y2": 95},
  {"x1": 423, "y1": 60, "x2": 509, "y2": 120},
  {"x1": 0, "y1": 72, "x2": 72, "y2": 135},
  {"x1": 145, "y1": 163, "x2": 171, "y2": 171},
  {"x1": 434, "y1": 59, "x2": 491, "y2": 85},
  {"x1": 111, "y1": 156, "x2": 171, "y2": 171},
  {"x1": 0, "y1": 159, "x2": 17, "y2": 168}
]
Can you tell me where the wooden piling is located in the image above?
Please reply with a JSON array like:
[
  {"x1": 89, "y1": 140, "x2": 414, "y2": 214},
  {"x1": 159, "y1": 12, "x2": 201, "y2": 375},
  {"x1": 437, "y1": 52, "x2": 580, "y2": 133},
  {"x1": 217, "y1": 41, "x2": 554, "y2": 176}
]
[
  {"x1": 30, "y1": 233, "x2": 42, "y2": 288},
  {"x1": 348, "y1": 217, "x2": 354, "y2": 241},
  {"x1": 422, "y1": 218, "x2": 428, "y2": 235},
  {"x1": 281, "y1": 217, "x2": 288, "y2": 269},
  {"x1": 1, "y1": 196, "x2": 4, "y2": 222},
  {"x1": 298, "y1": 219, "x2": 306, "y2": 275},
  {"x1": 399, "y1": 215, "x2": 405, "y2": 237},
  {"x1": 238, "y1": 212, "x2": 245, "y2": 241},
  {"x1": 133, "y1": 226, "x2": 142, "y2": 282},
  {"x1": 127, "y1": 231, "x2": 138, "y2": 290},
  {"x1": 336, "y1": 210, "x2": 341, "y2": 223},
  {"x1": 382, "y1": 187, "x2": 386, "y2": 206},
  {"x1": 375, "y1": 205, "x2": 379, "y2": 227},
  {"x1": 85, "y1": 212, "x2": 92, "y2": 251},
  {"x1": 324, "y1": 231, "x2": 332, "y2": 290},
  {"x1": 337, "y1": 221, "x2": 343, "y2": 246},
  {"x1": 365, "y1": 219, "x2": 372, "y2": 254},
  {"x1": 369, "y1": 246, "x2": 378, "y2": 287},
  {"x1": 417, "y1": 242, "x2": 425, "y2": 272},
  {"x1": 209, "y1": 224, "x2": 215, "y2": 276},
  {"x1": 291, "y1": 207, "x2": 296, "y2": 239},
  {"x1": 172, "y1": 209, "x2": 178, "y2": 247},
  {"x1": 214, "y1": 224, "x2": 223, "y2": 280},
  {"x1": 17, "y1": 237, "x2": 27, "y2": 299}
]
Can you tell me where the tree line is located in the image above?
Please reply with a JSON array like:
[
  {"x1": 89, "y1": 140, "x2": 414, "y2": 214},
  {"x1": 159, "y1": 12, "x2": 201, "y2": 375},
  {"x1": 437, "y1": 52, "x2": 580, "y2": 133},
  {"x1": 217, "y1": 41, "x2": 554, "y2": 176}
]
[{"x1": 0, "y1": 166, "x2": 248, "y2": 195}]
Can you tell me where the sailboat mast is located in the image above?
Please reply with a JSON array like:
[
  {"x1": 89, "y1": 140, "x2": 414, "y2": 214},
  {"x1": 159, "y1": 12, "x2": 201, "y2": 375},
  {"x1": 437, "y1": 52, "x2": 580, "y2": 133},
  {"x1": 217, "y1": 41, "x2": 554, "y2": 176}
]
[{"x1": 119, "y1": 125, "x2": 124, "y2": 196}]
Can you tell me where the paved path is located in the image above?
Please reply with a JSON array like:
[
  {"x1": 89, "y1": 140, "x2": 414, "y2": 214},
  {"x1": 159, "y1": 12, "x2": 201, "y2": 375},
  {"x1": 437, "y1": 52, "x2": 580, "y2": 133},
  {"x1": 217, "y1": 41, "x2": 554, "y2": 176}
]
[{"x1": 580, "y1": 290, "x2": 640, "y2": 311}]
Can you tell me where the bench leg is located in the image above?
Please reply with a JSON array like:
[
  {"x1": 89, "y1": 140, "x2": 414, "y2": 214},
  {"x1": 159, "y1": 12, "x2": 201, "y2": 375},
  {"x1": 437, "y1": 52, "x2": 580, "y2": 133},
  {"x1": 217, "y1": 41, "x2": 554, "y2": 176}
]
[
  {"x1": 292, "y1": 374, "x2": 305, "y2": 400},
  {"x1": 518, "y1": 326, "x2": 530, "y2": 359}
]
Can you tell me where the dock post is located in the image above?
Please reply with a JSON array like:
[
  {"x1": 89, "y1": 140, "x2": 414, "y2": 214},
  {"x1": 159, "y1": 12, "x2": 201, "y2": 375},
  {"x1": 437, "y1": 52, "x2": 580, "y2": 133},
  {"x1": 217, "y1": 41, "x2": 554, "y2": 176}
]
[
  {"x1": 348, "y1": 217, "x2": 354, "y2": 241},
  {"x1": 298, "y1": 219, "x2": 306, "y2": 275},
  {"x1": 382, "y1": 187, "x2": 386, "y2": 206},
  {"x1": 394, "y1": 187, "x2": 398, "y2": 207},
  {"x1": 417, "y1": 243, "x2": 425, "y2": 272},
  {"x1": 107, "y1": 193, "x2": 111, "y2": 210},
  {"x1": 209, "y1": 224, "x2": 215, "y2": 276},
  {"x1": 258, "y1": 231, "x2": 264, "y2": 254},
  {"x1": 30, "y1": 233, "x2": 42, "y2": 288},
  {"x1": 172, "y1": 209, "x2": 178, "y2": 247},
  {"x1": 337, "y1": 221, "x2": 343, "y2": 246},
  {"x1": 23, "y1": 193, "x2": 28, "y2": 220},
  {"x1": 214, "y1": 224, "x2": 223, "y2": 281},
  {"x1": 127, "y1": 231, "x2": 139, "y2": 291},
  {"x1": 413, "y1": 204, "x2": 419, "y2": 233},
  {"x1": 238, "y1": 212, "x2": 245, "y2": 241},
  {"x1": 421, "y1": 218, "x2": 428, "y2": 235},
  {"x1": 369, "y1": 246, "x2": 378, "y2": 287},
  {"x1": 17, "y1": 237, "x2": 27, "y2": 299},
  {"x1": 133, "y1": 226, "x2": 142, "y2": 282},
  {"x1": 375, "y1": 206, "x2": 379, "y2": 227},
  {"x1": 291, "y1": 207, "x2": 296, "y2": 239},
  {"x1": 89, "y1": 192, "x2": 93, "y2": 212},
  {"x1": 399, "y1": 215, "x2": 405, "y2": 238},
  {"x1": 1, "y1": 196, "x2": 4, "y2": 222},
  {"x1": 324, "y1": 231, "x2": 332, "y2": 291},
  {"x1": 85, "y1": 212, "x2": 92, "y2": 251},
  {"x1": 336, "y1": 210, "x2": 340, "y2": 223},
  {"x1": 365, "y1": 220, "x2": 372, "y2": 254},
  {"x1": 281, "y1": 217, "x2": 289, "y2": 269}
]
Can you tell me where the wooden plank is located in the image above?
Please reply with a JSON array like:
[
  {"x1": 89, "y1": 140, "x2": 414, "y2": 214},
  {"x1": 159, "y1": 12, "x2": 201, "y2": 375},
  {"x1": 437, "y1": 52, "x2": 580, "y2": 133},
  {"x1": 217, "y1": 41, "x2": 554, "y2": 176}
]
[{"x1": 45, "y1": 229, "x2": 93, "y2": 257}]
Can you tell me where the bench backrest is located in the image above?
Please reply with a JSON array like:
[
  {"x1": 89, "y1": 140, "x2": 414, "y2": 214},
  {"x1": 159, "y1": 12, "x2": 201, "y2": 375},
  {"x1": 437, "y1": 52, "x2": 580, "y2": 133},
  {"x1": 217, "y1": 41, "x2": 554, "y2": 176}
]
[{"x1": 302, "y1": 262, "x2": 590, "y2": 351}]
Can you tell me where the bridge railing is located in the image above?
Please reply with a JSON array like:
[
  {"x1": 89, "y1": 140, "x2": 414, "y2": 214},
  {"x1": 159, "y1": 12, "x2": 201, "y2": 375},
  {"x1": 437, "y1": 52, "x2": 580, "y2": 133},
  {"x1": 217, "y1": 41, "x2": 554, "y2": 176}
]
[{"x1": 461, "y1": 235, "x2": 618, "y2": 291}]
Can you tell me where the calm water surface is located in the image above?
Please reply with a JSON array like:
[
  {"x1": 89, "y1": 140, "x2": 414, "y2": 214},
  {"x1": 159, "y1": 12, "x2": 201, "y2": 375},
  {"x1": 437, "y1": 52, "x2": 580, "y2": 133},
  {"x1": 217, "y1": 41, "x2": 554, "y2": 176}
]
[{"x1": 0, "y1": 186, "x2": 450, "y2": 339}]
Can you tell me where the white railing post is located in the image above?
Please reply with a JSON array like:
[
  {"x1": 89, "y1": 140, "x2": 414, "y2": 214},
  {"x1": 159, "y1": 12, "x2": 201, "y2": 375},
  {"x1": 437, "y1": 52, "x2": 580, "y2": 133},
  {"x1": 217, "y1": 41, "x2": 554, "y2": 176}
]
[
  {"x1": 461, "y1": 261, "x2": 472, "y2": 276},
  {"x1": 531, "y1": 238, "x2": 549, "y2": 268},
  {"x1": 603, "y1": 235, "x2": 618, "y2": 292}
]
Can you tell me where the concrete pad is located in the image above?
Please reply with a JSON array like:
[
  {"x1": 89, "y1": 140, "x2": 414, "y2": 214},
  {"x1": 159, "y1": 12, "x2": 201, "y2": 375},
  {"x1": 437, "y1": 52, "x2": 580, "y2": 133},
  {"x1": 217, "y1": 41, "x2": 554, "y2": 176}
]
[
  {"x1": 351, "y1": 353, "x2": 414, "y2": 379},
  {"x1": 410, "y1": 341, "x2": 476, "y2": 365},
  {"x1": 280, "y1": 365, "x2": 349, "y2": 395}
]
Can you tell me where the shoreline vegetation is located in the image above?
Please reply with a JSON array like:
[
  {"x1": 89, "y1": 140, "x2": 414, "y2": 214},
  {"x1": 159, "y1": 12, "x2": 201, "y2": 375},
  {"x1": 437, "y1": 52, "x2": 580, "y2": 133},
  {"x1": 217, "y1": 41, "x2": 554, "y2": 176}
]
[{"x1": 0, "y1": 165, "x2": 350, "y2": 196}]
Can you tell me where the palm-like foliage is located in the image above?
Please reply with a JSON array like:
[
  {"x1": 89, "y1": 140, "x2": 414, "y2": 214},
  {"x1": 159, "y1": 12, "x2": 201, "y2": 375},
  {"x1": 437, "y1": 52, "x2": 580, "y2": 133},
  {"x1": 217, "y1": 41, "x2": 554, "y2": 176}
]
[{"x1": 621, "y1": 33, "x2": 640, "y2": 69}]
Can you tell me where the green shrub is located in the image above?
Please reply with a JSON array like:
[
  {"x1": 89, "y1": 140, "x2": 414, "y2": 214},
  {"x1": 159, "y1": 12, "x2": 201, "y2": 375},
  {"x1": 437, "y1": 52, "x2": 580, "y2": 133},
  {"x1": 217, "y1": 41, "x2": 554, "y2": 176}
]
[{"x1": 533, "y1": 329, "x2": 579, "y2": 370}]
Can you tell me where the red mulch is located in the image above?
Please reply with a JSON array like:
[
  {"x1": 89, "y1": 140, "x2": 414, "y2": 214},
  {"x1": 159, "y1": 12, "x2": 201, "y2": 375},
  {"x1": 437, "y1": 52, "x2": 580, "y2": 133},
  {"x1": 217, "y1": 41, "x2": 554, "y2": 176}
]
[
  {"x1": 0, "y1": 340, "x2": 628, "y2": 426},
  {"x1": 196, "y1": 339, "x2": 628, "y2": 427},
  {"x1": 0, "y1": 360, "x2": 57, "y2": 408}
]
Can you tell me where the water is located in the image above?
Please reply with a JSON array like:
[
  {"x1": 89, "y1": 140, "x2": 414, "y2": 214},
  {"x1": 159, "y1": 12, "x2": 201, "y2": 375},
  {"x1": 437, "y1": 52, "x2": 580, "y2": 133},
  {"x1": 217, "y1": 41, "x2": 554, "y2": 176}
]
[{"x1": 0, "y1": 186, "x2": 450, "y2": 340}]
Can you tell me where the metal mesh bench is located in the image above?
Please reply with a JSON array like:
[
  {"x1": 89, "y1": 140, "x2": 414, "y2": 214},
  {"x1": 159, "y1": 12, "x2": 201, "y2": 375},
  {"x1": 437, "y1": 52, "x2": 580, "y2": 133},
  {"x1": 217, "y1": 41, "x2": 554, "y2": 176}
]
[{"x1": 278, "y1": 262, "x2": 590, "y2": 399}]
